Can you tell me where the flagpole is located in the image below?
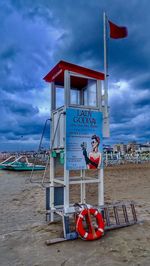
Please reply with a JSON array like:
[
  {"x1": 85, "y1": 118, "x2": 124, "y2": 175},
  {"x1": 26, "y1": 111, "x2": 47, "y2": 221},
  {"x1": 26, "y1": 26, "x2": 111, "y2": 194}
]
[{"x1": 103, "y1": 11, "x2": 108, "y2": 118}]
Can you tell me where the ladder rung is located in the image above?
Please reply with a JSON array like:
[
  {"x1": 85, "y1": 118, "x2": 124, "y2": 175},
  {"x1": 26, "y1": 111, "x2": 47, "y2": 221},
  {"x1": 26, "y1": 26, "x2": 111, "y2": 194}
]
[
  {"x1": 130, "y1": 203, "x2": 138, "y2": 222},
  {"x1": 104, "y1": 207, "x2": 111, "y2": 226},
  {"x1": 122, "y1": 205, "x2": 129, "y2": 223},
  {"x1": 113, "y1": 206, "x2": 120, "y2": 225}
]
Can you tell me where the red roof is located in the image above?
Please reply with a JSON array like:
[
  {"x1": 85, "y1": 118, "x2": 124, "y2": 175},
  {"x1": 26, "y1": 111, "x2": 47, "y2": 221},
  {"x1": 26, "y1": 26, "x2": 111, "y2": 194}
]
[{"x1": 43, "y1": 60, "x2": 105, "y2": 84}]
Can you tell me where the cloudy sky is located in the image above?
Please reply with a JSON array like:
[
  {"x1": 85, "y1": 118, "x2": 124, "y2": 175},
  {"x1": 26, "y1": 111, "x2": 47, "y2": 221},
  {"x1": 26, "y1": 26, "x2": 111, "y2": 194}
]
[{"x1": 0, "y1": 0, "x2": 150, "y2": 151}]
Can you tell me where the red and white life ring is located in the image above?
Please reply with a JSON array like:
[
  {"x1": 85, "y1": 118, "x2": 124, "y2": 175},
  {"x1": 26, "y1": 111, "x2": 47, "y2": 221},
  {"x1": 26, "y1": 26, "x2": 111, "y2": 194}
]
[{"x1": 76, "y1": 208, "x2": 105, "y2": 241}]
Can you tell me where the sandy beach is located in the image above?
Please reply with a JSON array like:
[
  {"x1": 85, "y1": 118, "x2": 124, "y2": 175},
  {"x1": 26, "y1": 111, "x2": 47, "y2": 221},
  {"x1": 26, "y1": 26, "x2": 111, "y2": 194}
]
[{"x1": 0, "y1": 163, "x2": 150, "y2": 266}]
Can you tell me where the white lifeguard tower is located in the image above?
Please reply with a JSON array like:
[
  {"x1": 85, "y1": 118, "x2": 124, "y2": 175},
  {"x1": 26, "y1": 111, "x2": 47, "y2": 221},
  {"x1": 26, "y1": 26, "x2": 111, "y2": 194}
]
[
  {"x1": 42, "y1": 61, "x2": 137, "y2": 243},
  {"x1": 43, "y1": 60, "x2": 109, "y2": 219}
]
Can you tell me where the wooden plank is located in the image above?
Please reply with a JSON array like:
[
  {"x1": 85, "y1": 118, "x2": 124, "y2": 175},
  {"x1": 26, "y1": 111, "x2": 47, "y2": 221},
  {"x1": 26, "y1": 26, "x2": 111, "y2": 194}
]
[{"x1": 45, "y1": 238, "x2": 67, "y2": 245}]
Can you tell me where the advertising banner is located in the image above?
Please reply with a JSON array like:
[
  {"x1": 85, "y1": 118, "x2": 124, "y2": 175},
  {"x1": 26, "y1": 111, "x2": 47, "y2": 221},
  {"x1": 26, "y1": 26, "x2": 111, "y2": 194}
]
[{"x1": 66, "y1": 108, "x2": 103, "y2": 170}]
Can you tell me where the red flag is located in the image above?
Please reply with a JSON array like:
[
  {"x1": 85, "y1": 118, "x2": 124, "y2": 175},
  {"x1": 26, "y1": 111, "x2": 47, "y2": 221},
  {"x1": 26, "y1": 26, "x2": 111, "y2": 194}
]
[{"x1": 108, "y1": 20, "x2": 128, "y2": 39}]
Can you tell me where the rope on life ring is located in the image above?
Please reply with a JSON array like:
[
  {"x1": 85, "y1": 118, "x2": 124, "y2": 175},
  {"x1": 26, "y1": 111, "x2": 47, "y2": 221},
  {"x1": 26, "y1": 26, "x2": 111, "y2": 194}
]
[{"x1": 76, "y1": 208, "x2": 105, "y2": 241}]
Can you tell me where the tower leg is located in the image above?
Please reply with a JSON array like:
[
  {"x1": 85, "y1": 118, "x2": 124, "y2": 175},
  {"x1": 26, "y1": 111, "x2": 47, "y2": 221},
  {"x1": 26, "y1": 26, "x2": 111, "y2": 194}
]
[
  {"x1": 50, "y1": 155, "x2": 54, "y2": 221},
  {"x1": 98, "y1": 168, "x2": 104, "y2": 206},
  {"x1": 80, "y1": 170, "x2": 86, "y2": 204},
  {"x1": 64, "y1": 168, "x2": 69, "y2": 213}
]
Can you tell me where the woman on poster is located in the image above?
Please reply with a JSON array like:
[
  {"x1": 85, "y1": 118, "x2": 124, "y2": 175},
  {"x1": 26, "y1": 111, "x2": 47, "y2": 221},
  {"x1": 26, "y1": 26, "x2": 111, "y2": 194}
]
[{"x1": 81, "y1": 135, "x2": 102, "y2": 169}]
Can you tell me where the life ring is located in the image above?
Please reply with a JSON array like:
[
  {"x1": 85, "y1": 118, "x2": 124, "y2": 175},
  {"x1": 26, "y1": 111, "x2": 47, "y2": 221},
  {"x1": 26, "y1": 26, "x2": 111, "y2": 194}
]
[{"x1": 76, "y1": 208, "x2": 105, "y2": 241}]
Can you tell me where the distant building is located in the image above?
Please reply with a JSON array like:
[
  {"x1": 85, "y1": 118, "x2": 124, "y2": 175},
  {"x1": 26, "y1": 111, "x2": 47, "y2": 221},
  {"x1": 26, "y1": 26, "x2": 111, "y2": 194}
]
[
  {"x1": 113, "y1": 143, "x2": 127, "y2": 155},
  {"x1": 103, "y1": 145, "x2": 113, "y2": 153},
  {"x1": 127, "y1": 142, "x2": 140, "y2": 153},
  {"x1": 138, "y1": 144, "x2": 150, "y2": 153}
]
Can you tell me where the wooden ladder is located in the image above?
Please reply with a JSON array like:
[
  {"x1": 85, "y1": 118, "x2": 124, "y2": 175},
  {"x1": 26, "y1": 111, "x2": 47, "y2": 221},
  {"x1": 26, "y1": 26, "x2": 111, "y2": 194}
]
[{"x1": 102, "y1": 201, "x2": 138, "y2": 231}]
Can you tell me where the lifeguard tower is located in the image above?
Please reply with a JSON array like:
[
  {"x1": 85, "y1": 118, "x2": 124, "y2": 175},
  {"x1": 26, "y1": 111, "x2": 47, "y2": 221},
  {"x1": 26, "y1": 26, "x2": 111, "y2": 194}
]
[{"x1": 43, "y1": 61, "x2": 137, "y2": 243}]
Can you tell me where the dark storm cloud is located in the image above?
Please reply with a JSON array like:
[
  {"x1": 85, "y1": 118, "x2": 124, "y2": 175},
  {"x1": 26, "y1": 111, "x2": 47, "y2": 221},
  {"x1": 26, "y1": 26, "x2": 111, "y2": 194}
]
[
  {"x1": 3, "y1": 100, "x2": 39, "y2": 116},
  {"x1": 134, "y1": 97, "x2": 150, "y2": 108},
  {"x1": 0, "y1": 88, "x2": 49, "y2": 151},
  {"x1": 6, "y1": 0, "x2": 150, "y2": 72},
  {"x1": 0, "y1": 0, "x2": 150, "y2": 150},
  {"x1": 108, "y1": 76, "x2": 150, "y2": 143},
  {"x1": 0, "y1": 0, "x2": 54, "y2": 92}
]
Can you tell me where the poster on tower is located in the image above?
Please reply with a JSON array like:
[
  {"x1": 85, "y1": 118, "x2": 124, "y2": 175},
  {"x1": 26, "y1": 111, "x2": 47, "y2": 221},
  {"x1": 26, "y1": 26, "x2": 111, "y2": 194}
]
[{"x1": 66, "y1": 108, "x2": 103, "y2": 170}]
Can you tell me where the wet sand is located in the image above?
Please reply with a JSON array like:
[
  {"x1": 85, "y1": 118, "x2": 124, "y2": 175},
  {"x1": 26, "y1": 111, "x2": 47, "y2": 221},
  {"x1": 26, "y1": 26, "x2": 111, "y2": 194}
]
[{"x1": 0, "y1": 163, "x2": 150, "y2": 266}]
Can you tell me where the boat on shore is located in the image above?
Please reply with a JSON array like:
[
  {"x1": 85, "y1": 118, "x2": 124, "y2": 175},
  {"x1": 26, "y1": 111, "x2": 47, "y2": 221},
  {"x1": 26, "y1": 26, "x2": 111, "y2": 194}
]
[
  {"x1": 0, "y1": 156, "x2": 15, "y2": 170},
  {"x1": 0, "y1": 156, "x2": 45, "y2": 171}
]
